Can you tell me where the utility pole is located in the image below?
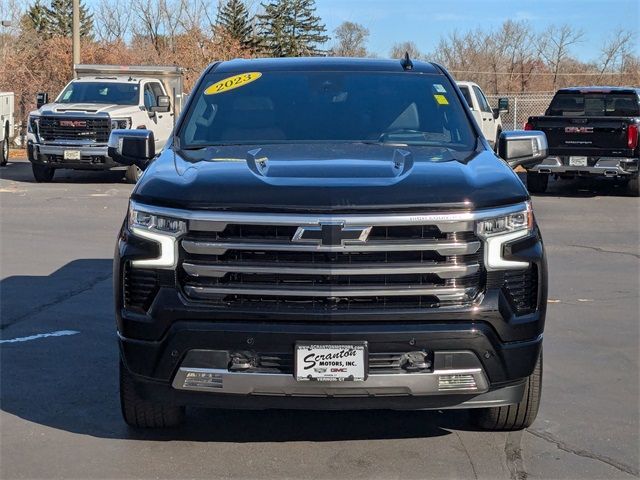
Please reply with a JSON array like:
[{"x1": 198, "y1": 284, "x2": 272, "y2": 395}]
[{"x1": 72, "y1": 0, "x2": 80, "y2": 77}]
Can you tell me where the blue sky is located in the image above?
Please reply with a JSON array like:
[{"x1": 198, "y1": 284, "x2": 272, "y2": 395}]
[{"x1": 313, "y1": 0, "x2": 640, "y2": 61}]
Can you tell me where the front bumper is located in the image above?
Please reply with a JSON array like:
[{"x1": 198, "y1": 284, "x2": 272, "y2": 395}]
[
  {"x1": 530, "y1": 156, "x2": 638, "y2": 177},
  {"x1": 28, "y1": 141, "x2": 121, "y2": 170},
  {"x1": 120, "y1": 321, "x2": 539, "y2": 410}
]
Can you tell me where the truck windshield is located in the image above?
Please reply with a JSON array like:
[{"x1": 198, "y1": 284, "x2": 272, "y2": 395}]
[
  {"x1": 547, "y1": 92, "x2": 640, "y2": 117},
  {"x1": 57, "y1": 82, "x2": 140, "y2": 105},
  {"x1": 179, "y1": 71, "x2": 475, "y2": 150}
]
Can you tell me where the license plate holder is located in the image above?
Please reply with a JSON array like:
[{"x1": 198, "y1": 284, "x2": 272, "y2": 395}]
[
  {"x1": 569, "y1": 156, "x2": 588, "y2": 167},
  {"x1": 295, "y1": 342, "x2": 368, "y2": 382},
  {"x1": 63, "y1": 150, "x2": 81, "y2": 160}
]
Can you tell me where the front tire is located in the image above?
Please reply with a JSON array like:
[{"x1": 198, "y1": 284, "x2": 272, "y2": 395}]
[
  {"x1": 32, "y1": 163, "x2": 55, "y2": 182},
  {"x1": 627, "y1": 175, "x2": 639, "y2": 197},
  {"x1": 124, "y1": 165, "x2": 141, "y2": 184},
  {"x1": 471, "y1": 350, "x2": 542, "y2": 431},
  {"x1": 119, "y1": 360, "x2": 185, "y2": 428},
  {"x1": 526, "y1": 171, "x2": 549, "y2": 194}
]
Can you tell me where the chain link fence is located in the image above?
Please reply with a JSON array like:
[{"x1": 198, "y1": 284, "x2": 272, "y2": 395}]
[{"x1": 486, "y1": 93, "x2": 555, "y2": 130}]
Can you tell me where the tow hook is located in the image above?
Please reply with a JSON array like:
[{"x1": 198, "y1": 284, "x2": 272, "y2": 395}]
[{"x1": 399, "y1": 351, "x2": 431, "y2": 372}]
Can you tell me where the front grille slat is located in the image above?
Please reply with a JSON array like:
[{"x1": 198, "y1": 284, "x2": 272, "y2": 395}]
[
  {"x1": 179, "y1": 214, "x2": 485, "y2": 311},
  {"x1": 184, "y1": 284, "x2": 476, "y2": 301},
  {"x1": 182, "y1": 239, "x2": 481, "y2": 256},
  {"x1": 182, "y1": 261, "x2": 479, "y2": 279}
]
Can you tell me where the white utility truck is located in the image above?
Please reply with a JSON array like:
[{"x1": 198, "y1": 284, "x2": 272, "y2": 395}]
[
  {"x1": 457, "y1": 81, "x2": 508, "y2": 149},
  {"x1": 1, "y1": 92, "x2": 14, "y2": 166},
  {"x1": 27, "y1": 64, "x2": 183, "y2": 182}
]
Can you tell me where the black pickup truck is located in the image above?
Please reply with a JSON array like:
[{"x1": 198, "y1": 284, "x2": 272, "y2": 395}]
[
  {"x1": 525, "y1": 87, "x2": 639, "y2": 195},
  {"x1": 108, "y1": 57, "x2": 549, "y2": 430}
]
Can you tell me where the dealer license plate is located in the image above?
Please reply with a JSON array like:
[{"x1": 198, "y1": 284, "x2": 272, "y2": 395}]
[
  {"x1": 63, "y1": 150, "x2": 81, "y2": 160},
  {"x1": 569, "y1": 156, "x2": 588, "y2": 167},
  {"x1": 295, "y1": 342, "x2": 367, "y2": 382}
]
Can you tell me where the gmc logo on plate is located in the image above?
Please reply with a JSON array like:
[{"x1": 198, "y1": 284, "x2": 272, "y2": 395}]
[
  {"x1": 59, "y1": 120, "x2": 87, "y2": 128},
  {"x1": 565, "y1": 126, "x2": 593, "y2": 133}
]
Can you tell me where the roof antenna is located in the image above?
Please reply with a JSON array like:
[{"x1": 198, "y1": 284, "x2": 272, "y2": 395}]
[{"x1": 401, "y1": 51, "x2": 413, "y2": 71}]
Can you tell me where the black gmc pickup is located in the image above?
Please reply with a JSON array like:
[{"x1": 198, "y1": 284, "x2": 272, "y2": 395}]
[
  {"x1": 526, "y1": 87, "x2": 639, "y2": 195},
  {"x1": 108, "y1": 57, "x2": 549, "y2": 430}
]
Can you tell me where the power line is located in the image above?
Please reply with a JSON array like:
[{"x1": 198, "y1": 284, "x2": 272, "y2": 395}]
[{"x1": 449, "y1": 70, "x2": 631, "y2": 76}]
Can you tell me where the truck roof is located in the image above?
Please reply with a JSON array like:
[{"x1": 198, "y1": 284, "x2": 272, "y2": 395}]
[
  {"x1": 208, "y1": 57, "x2": 442, "y2": 75},
  {"x1": 70, "y1": 76, "x2": 161, "y2": 83},
  {"x1": 556, "y1": 86, "x2": 639, "y2": 94}
]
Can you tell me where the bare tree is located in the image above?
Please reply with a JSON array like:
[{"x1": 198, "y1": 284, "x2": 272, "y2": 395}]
[
  {"x1": 389, "y1": 41, "x2": 423, "y2": 60},
  {"x1": 94, "y1": 0, "x2": 131, "y2": 43},
  {"x1": 537, "y1": 24, "x2": 584, "y2": 89},
  {"x1": 598, "y1": 28, "x2": 636, "y2": 81},
  {"x1": 501, "y1": 21, "x2": 536, "y2": 92},
  {"x1": 330, "y1": 21, "x2": 369, "y2": 57},
  {"x1": 132, "y1": 0, "x2": 165, "y2": 53}
]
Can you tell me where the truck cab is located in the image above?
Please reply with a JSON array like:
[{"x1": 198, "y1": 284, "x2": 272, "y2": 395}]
[
  {"x1": 27, "y1": 65, "x2": 183, "y2": 183},
  {"x1": 457, "y1": 81, "x2": 507, "y2": 149}
]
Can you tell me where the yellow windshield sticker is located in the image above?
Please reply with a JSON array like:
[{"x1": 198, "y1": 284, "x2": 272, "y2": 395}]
[
  {"x1": 434, "y1": 94, "x2": 449, "y2": 105},
  {"x1": 205, "y1": 72, "x2": 262, "y2": 95}
]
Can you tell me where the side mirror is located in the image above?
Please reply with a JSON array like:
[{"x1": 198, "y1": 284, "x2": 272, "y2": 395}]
[
  {"x1": 107, "y1": 129, "x2": 155, "y2": 170},
  {"x1": 498, "y1": 97, "x2": 509, "y2": 113},
  {"x1": 36, "y1": 92, "x2": 49, "y2": 109},
  {"x1": 498, "y1": 130, "x2": 548, "y2": 169},
  {"x1": 492, "y1": 108, "x2": 500, "y2": 120},
  {"x1": 152, "y1": 95, "x2": 170, "y2": 113}
]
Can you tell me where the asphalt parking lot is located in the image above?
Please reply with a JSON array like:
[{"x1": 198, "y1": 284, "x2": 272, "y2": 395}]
[{"x1": 1, "y1": 156, "x2": 638, "y2": 480}]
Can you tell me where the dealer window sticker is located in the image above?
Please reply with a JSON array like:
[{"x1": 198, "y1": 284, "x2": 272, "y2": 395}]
[
  {"x1": 204, "y1": 72, "x2": 262, "y2": 95},
  {"x1": 434, "y1": 94, "x2": 449, "y2": 105}
]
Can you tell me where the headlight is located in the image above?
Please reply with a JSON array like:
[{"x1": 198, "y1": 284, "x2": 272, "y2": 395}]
[
  {"x1": 111, "y1": 118, "x2": 131, "y2": 130},
  {"x1": 476, "y1": 203, "x2": 533, "y2": 238},
  {"x1": 129, "y1": 207, "x2": 186, "y2": 234},
  {"x1": 28, "y1": 116, "x2": 39, "y2": 134},
  {"x1": 477, "y1": 203, "x2": 533, "y2": 270},
  {"x1": 128, "y1": 203, "x2": 186, "y2": 269}
]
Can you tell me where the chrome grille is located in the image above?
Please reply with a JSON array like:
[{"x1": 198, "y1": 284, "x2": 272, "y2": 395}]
[{"x1": 178, "y1": 212, "x2": 484, "y2": 311}]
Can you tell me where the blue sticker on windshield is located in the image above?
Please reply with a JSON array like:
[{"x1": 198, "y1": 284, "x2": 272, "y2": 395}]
[{"x1": 434, "y1": 84, "x2": 447, "y2": 93}]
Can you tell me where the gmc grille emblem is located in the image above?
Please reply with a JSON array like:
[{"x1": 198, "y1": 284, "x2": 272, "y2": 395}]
[
  {"x1": 59, "y1": 120, "x2": 87, "y2": 128},
  {"x1": 292, "y1": 223, "x2": 372, "y2": 247},
  {"x1": 565, "y1": 126, "x2": 593, "y2": 133}
]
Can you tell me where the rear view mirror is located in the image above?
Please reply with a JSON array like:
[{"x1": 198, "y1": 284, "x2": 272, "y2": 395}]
[
  {"x1": 498, "y1": 130, "x2": 548, "y2": 169},
  {"x1": 36, "y1": 92, "x2": 49, "y2": 109},
  {"x1": 152, "y1": 95, "x2": 170, "y2": 113},
  {"x1": 107, "y1": 129, "x2": 155, "y2": 170},
  {"x1": 498, "y1": 97, "x2": 509, "y2": 112}
]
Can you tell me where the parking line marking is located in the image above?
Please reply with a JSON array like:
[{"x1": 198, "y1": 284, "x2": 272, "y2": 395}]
[{"x1": 0, "y1": 330, "x2": 80, "y2": 344}]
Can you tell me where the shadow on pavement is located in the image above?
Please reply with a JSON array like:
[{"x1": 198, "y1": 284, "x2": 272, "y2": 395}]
[
  {"x1": 1, "y1": 259, "x2": 469, "y2": 442},
  {"x1": 0, "y1": 158, "x2": 126, "y2": 184}
]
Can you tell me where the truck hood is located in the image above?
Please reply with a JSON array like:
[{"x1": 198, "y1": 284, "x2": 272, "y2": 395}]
[
  {"x1": 34, "y1": 103, "x2": 141, "y2": 117},
  {"x1": 132, "y1": 143, "x2": 528, "y2": 212}
]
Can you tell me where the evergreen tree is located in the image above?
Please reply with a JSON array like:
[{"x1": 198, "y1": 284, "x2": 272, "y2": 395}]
[
  {"x1": 257, "y1": 0, "x2": 328, "y2": 57},
  {"x1": 26, "y1": 1, "x2": 50, "y2": 35},
  {"x1": 26, "y1": 0, "x2": 93, "y2": 38},
  {"x1": 217, "y1": 0, "x2": 258, "y2": 50}
]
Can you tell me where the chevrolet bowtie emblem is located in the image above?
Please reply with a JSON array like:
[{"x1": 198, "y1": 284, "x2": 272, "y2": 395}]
[{"x1": 292, "y1": 223, "x2": 372, "y2": 247}]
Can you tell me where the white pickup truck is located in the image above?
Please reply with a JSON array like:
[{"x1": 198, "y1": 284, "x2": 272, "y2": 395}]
[
  {"x1": 457, "y1": 81, "x2": 508, "y2": 149},
  {"x1": 27, "y1": 64, "x2": 183, "y2": 182},
  {"x1": 1, "y1": 92, "x2": 14, "y2": 166}
]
